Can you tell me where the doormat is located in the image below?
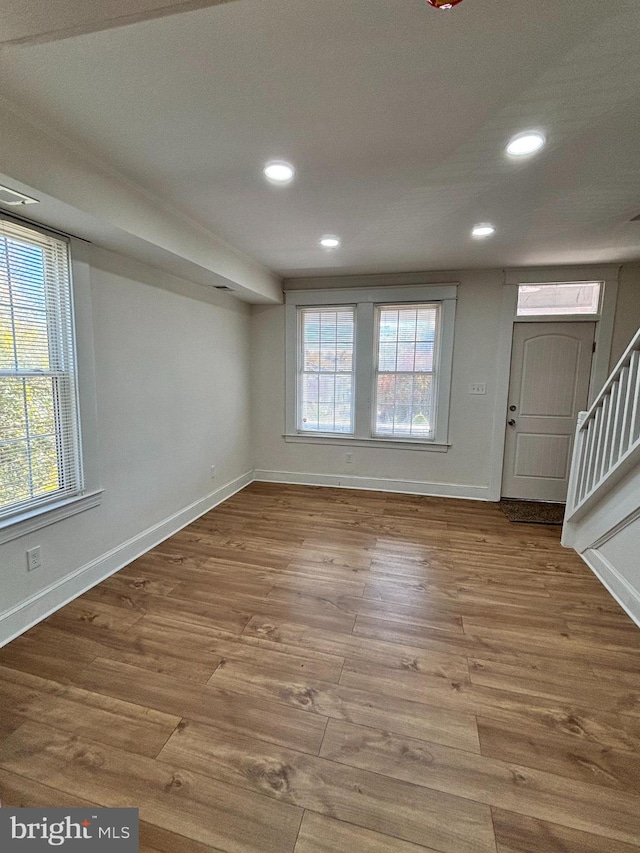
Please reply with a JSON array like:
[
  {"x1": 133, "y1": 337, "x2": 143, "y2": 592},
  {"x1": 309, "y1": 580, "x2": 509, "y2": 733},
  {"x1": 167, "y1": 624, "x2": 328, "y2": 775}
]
[{"x1": 499, "y1": 500, "x2": 565, "y2": 525}]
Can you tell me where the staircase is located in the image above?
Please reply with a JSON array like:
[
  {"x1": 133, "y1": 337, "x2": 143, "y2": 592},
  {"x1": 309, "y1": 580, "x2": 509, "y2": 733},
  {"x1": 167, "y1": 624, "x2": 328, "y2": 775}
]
[{"x1": 562, "y1": 327, "x2": 640, "y2": 626}]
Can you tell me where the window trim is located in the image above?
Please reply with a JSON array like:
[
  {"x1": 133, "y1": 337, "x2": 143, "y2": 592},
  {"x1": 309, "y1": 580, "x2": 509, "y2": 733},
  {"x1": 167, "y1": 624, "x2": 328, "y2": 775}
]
[
  {"x1": 0, "y1": 489, "x2": 103, "y2": 544},
  {"x1": 1, "y1": 222, "x2": 83, "y2": 518},
  {"x1": 0, "y1": 229, "x2": 102, "y2": 544},
  {"x1": 285, "y1": 284, "x2": 457, "y2": 449}
]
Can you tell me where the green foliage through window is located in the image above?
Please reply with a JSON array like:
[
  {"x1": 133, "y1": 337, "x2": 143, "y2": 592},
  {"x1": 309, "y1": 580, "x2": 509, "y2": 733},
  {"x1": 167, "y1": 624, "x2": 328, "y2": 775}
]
[{"x1": 0, "y1": 219, "x2": 82, "y2": 519}]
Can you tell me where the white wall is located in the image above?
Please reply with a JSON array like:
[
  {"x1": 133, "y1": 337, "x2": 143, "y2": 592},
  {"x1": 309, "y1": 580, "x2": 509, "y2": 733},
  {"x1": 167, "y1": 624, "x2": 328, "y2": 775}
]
[
  {"x1": 250, "y1": 269, "x2": 504, "y2": 500},
  {"x1": 610, "y1": 263, "x2": 640, "y2": 370},
  {"x1": 0, "y1": 245, "x2": 253, "y2": 644},
  {"x1": 563, "y1": 463, "x2": 640, "y2": 630},
  {"x1": 597, "y1": 513, "x2": 640, "y2": 627},
  {"x1": 250, "y1": 264, "x2": 640, "y2": 501}
]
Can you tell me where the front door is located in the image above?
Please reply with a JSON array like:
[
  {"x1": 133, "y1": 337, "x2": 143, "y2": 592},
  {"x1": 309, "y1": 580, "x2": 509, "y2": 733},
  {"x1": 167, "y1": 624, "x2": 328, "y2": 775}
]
[{"x1": 502, "y1": 321, "x2": 595, "y2": 502}]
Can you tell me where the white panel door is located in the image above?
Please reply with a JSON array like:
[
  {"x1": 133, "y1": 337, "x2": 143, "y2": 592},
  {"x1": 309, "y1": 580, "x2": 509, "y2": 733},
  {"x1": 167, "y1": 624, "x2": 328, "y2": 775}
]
[{"x1": 502, "y1": 322, "x2": 595, "y2": 502}]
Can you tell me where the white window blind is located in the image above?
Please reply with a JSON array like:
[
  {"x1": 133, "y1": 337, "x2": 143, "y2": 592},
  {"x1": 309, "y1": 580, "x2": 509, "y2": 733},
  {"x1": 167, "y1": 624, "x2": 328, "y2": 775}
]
[
  {"x1": 298, "y1": 307, "x2": 355, "y2": 433},
  {"x1": 0, "y1": 218, "x2": 83, "y2": 520},
  {"x1": 374, "y1": 304, "x2": 439, "y2": 439}
]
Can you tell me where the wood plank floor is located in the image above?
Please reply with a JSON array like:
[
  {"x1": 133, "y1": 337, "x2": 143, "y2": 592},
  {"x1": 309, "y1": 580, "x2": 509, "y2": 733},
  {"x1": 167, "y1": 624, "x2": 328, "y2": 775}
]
[{"x1": 1, "y1": 482, "x2": 640, "y2": 852}]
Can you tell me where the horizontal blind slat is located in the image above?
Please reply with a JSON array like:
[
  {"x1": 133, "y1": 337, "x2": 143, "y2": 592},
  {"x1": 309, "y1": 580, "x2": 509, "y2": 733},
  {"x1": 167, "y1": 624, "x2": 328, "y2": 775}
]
[{"x1": 0, "y1": 218, "x2": 82, "y2": 520}]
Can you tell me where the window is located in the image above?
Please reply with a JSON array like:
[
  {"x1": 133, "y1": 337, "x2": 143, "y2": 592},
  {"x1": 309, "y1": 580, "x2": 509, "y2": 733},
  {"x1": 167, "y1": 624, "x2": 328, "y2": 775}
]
[
  {"x1": 516, "y1": 281, "x2": 601, "y2": 316},
  {"x1": 374, "y1": 304, "x2": 438, "y2": 439},
  {"x1": 286, "y1": 284, "x2": 456, "y2": 448},
  {"x1": 0, "y1": 218, "x2": 83, "y2": 522},
  {"x1": 298, "y1": 307, "x2": 355, "y2": 433}
]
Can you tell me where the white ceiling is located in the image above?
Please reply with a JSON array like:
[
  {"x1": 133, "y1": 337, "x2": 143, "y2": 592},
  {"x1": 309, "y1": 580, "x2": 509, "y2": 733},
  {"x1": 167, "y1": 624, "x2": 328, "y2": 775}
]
[
  {"x1": 0, "y1": 0, "x2": 237, "y2": 45},
  {"x1": 0, "y1": 0, "x2": 639, "y2": 282}
]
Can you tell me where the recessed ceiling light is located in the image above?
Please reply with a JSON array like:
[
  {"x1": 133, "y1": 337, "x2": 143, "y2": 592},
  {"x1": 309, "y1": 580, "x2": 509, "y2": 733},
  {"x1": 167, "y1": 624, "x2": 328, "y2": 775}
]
[
  {"x1": 506, "y1": 131, "x2": 546, "y2": 157},
  {"x1": 471, "y1": 223, "x2": 495, "y2": 239},
  {"x1": 263, "y1": 161, "x2": 295, "y2": 183},
  {"x1": 320, "y1": 235, "x2": 341, "y2": 248}
]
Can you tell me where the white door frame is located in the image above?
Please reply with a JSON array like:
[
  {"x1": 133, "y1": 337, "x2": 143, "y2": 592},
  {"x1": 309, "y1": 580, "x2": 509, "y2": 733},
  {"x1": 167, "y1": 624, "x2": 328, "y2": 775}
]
[
  {"x1": 502, "y1": 320, "x2": 596, "y2": 501},
  {"x1": 488, "y1": 265, "x2": 620, "y2": 502}
]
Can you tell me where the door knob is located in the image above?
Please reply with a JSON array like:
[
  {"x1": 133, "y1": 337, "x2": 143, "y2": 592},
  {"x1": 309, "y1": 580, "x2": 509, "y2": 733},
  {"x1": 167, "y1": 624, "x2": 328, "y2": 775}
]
[
  {"x1": 509, "y1": 405, "x2": 517, "y2": 412},
  {"x1": 508, "y1": 419, "x2": 516, "y2": 426}
]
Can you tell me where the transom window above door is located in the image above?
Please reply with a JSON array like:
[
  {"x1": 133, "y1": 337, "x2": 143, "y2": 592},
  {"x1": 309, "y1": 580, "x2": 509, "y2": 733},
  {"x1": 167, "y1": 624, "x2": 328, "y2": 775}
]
[{"x1": 516, "y1": 281, "x2": 602, "y2": 317}]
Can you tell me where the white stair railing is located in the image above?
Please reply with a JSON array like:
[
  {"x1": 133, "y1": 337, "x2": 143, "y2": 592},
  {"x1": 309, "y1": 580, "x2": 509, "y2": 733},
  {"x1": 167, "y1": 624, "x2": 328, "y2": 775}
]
[{"x1": 565, "y1": 328, "x2": 640, "y2": 522}]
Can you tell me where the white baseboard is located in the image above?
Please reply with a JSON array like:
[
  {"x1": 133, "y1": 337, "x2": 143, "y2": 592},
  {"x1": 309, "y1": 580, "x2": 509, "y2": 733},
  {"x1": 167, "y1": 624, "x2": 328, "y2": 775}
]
[
  {"x1": 580, "y1": 548, "x2": 640, "y2": 630},
  {"x1": 252, "y1": 469, "x2": 491, "y2": 501},
  {"x1": 0, "y1": 471, "x2": 253, "y2": 648}
]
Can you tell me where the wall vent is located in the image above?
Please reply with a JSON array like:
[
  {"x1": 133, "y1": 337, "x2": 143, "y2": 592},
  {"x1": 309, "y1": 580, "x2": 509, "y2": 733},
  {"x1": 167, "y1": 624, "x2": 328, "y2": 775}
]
[{"x1": 0, "y1": 185, "x2": 39, "y2": 206}]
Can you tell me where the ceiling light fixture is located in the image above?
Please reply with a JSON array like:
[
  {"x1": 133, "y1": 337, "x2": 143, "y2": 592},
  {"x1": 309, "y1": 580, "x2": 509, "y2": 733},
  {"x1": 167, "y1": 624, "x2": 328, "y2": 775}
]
[
  {"x1": 263, "y1": 161, "x2": 295, "y2": 183},
  {"x1": 426, "y1": 0, "x2": 466, "y2": 8},
  {"x1": 320, "y1": 235, "x2": 341, "y2": 248},
  {"x1": 471, "y1": 223, "x2": 495, "y2": 239},
  {"x1": 506, "y1": 131, "x2": 546, "y2": 157}
]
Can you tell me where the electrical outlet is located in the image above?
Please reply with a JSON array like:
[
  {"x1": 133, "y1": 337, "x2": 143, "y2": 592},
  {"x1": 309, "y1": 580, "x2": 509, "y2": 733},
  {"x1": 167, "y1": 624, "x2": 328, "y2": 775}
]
[
  {"x1": 26, "y1": 546, "x2": 42, "y2": 571},
  {"x1": 345, "y1": 452, "x2": 353, "y2": 464},
  {"x1": 210, "y1": 465, "x2": 216, "y2": 478},
  {"x1": 470, "y1": 383, "x2": 486, "y2": 395}
]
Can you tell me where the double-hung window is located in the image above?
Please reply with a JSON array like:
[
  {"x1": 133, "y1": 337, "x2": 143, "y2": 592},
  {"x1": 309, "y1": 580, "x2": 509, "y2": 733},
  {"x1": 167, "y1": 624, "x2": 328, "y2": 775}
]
[
  {"x1": 298, "y1": 307, "x2": 355, "y2": 434},
  {"x1": 0, "y1": 218, "x2": 83, "y2": 523},
  {"x1": 286, "y1": 284, "x2": 456, "y2": 448},
  {"x1": 374, "y1": 303, "x2": 439, "y2": 439}
]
